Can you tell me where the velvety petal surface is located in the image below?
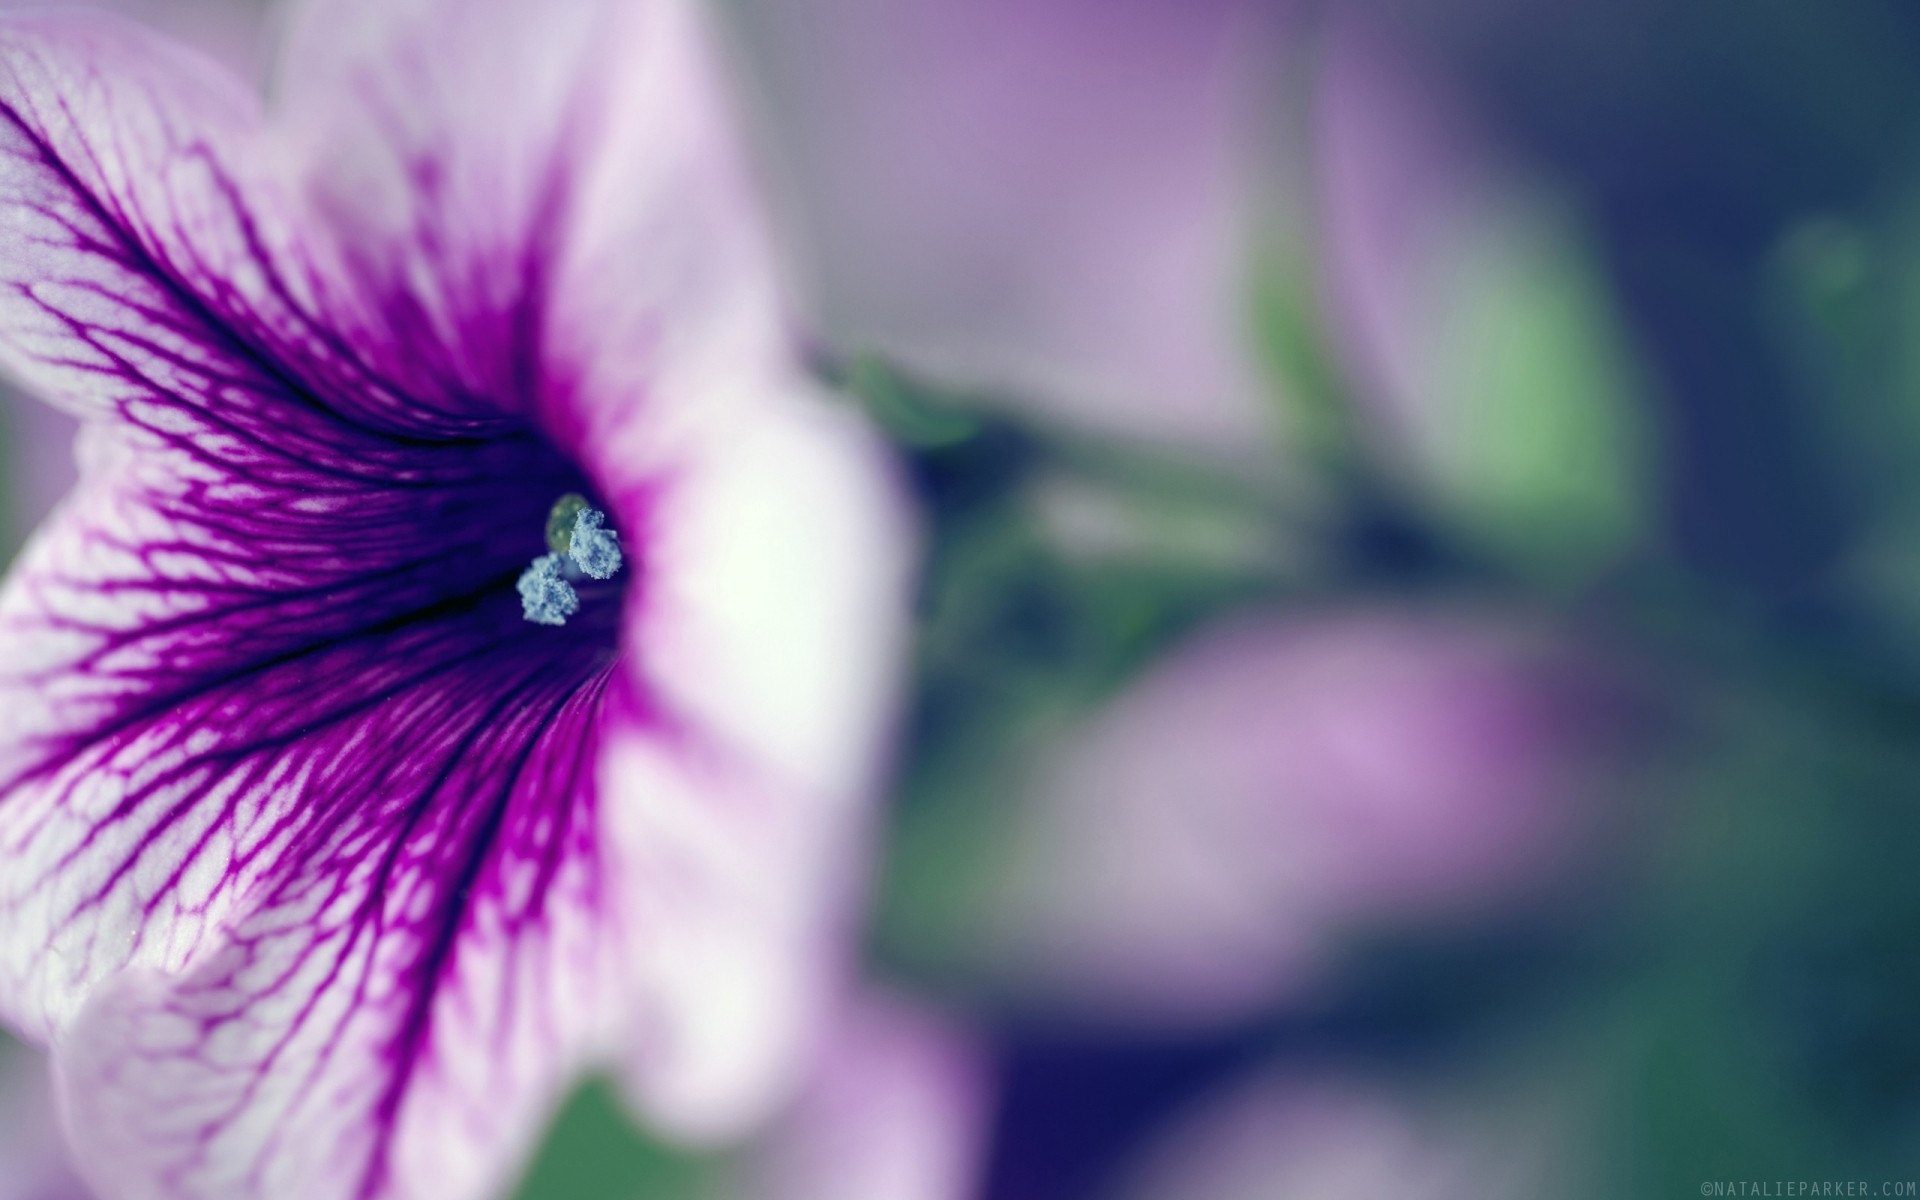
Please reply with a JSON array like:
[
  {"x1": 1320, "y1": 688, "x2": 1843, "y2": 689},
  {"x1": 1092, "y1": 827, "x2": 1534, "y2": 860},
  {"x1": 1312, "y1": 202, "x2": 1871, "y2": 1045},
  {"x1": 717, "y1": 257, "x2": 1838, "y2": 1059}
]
[
  {"x1": 594, "y1": 392, "x2": 911, "y2": 1138},
  {"x1": 260, "y1": 0, "x2": 792, "y2": 450},
  {"x1": 0, "y1": 4, "x2": 906, "y2": 1198}
]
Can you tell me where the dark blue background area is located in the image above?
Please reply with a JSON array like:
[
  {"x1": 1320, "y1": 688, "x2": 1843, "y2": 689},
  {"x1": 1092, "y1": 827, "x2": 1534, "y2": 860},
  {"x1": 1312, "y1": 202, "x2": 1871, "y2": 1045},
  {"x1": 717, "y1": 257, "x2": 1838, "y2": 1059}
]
[{"x1": 1413, "y1": 0, "x2": 1920, "y2": 606}]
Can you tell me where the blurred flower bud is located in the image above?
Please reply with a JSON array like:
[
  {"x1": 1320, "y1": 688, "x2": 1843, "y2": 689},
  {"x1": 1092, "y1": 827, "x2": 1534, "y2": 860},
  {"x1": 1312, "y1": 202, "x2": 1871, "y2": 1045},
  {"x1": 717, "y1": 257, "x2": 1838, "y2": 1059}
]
[
  {"x1": 1119, "y1": 1068, "x2": 1583, "y2": 1200},
  {"x1": 974, "y1": 610, "x2": 1625, "y2": 1025},
  {"x1": 1316, "y1": 20, "x2": 1657, "y2": 579}
]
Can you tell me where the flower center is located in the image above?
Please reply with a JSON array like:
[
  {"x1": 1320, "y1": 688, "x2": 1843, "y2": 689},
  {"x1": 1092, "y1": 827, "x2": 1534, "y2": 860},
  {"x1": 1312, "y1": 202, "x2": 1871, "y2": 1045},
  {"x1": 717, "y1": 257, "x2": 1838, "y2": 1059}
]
[{"x1": 518, "y1": 493, "x2": 624, "y2": 626}]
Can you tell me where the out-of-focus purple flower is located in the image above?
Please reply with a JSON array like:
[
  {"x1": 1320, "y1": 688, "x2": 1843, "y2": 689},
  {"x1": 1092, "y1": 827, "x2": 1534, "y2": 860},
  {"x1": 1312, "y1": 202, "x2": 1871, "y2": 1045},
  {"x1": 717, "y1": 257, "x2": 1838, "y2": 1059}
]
[
  {"x1": 975, "y1": 610, "x2": 1617, "y2": 1025},
  {"x1": 731, "y1": 992, "x2": 990, "y2": 1200},
  {"x1": 0, "y1": 1041, "x2": 92, "y2": 1200},
  {"x1": 730, "y1": 0, "x2": 1282, "y2": 455},
  {"x1": 1120, "y1": 1070, "x2": 1573, "y2": 1200},
  {"x1": 0, "y1": 1, "x2": 910, "y2": 1196}
]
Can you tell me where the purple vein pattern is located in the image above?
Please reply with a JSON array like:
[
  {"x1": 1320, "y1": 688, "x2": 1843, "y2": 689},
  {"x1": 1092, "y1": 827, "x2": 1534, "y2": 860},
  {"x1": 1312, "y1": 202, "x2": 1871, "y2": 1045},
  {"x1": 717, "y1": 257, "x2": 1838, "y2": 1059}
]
[{"x1": 0, "y1": 2, "x2": 910, "y2": 1197}]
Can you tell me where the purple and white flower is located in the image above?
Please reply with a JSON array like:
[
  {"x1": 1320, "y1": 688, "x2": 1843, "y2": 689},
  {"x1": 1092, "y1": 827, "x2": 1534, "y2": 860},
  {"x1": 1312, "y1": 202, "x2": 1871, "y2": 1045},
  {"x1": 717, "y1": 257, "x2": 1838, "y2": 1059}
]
[{"x1": 0, "y1": 1, "x2": 910, "y2": 1197}]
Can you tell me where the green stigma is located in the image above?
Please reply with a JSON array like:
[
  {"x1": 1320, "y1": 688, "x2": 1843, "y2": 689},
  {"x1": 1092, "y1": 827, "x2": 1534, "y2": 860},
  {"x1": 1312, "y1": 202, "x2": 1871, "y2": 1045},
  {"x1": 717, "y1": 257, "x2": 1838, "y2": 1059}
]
[{"x1": 545, "y1": 493, "x2": 591, "y2": 555}]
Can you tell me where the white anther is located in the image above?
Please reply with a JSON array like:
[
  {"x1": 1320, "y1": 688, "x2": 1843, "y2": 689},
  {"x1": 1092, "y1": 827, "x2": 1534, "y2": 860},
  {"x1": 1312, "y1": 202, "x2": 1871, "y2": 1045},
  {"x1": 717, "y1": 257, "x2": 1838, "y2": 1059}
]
[
  {"x1": 518, "y1": 553, "x2": 580, "y2": 626},
  {"x1": 569, "y1": 507, "x2": 623, "y2": 581}
]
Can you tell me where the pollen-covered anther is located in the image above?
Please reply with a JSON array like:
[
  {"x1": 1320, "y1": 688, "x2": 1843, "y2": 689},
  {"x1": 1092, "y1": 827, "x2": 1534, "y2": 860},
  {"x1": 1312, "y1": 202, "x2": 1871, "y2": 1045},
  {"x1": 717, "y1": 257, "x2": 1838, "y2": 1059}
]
[
  {"x1": 517, "y1": 553, "x2": 579, "y2": 626},
  {"x1": 568, "y1": 507, "x2": 623, "y2": 580},
  {"x1": 522, "y1": 496, "x2": 622, "y2": 625}
]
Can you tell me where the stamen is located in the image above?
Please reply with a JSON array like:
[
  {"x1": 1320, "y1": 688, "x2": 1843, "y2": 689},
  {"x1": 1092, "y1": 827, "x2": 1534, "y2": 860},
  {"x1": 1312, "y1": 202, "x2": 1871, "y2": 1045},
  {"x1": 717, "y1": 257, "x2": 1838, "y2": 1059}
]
[
  {"x1": 521, "y1": 495, "x2": 624, "y2": 626},
  {"x1": 569, "y1": 508, "x2": 623, "y2": 580},
  {"x1": 517, "y1": 553, "x2": 579, "y2": 626}
]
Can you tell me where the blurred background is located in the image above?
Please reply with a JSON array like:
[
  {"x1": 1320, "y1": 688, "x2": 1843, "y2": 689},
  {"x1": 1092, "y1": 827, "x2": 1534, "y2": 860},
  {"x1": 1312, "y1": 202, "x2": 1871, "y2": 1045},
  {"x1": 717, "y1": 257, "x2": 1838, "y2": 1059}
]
[{"x1": 11, "y1": 0, "x2": 1920, "y2": 1197}]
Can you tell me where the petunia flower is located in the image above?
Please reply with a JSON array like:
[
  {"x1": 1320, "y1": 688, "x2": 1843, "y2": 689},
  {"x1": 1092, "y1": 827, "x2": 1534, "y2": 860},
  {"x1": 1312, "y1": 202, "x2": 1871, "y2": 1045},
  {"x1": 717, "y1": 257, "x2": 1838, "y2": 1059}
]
[{"x1": 0, "y1": 0, "x2": 909, "y2": 1196}]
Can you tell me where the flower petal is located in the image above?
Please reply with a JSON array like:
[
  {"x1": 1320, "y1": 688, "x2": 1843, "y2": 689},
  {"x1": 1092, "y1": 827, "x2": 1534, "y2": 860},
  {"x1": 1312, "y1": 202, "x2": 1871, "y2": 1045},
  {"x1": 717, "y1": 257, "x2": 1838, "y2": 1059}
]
[
  {"x1": 0, "y1": 14, "x2": 267, "y2": 421},
  {"x1": 0, "y1": 12, "x2": 586, "y2": 1039},
  {"x1": 731, "y1": 0, "x2": 1280, "y2": 454},
  {"x1": 735, "y1": 992, "x2": 990, "y2": 1200},
  {"x1": 597, "y1": 390, "x2": 913, "y2": 1137},
  {"x1": 0, "y1": 0, "x2": 782, "y2": 440},
  {"x1": 47, "y1": 596, "x2": 629, "y2": 1200},
  {"x1": 0, "y1": 11, "x2": 513, "y2": 441},
  {"x1": 273, "y1": 0, "x2": 786, "y2": 439},
  {"x1": 521, "y1": 0, "x2": 916, "y2": 1127}
]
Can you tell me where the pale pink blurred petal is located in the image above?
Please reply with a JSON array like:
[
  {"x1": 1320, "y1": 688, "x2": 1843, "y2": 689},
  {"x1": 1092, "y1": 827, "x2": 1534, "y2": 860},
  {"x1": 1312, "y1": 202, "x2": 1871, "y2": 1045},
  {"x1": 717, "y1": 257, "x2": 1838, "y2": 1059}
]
[
  {"x1": 0, "y1": 0, "x2": 268, "y2": 78},
  {"x1": 732, "y1": 0, "x2": 1283, "y2": 455},
  {"x1": 980, "y1": 610, "x2": 1620, "y2": 1024},
  {"x1": 1121, "y1": 1071, "x2": 1574, "y2": 1200},
  {"x1": 733, "y1": 993, "x2": 990, "y2": 1200}
]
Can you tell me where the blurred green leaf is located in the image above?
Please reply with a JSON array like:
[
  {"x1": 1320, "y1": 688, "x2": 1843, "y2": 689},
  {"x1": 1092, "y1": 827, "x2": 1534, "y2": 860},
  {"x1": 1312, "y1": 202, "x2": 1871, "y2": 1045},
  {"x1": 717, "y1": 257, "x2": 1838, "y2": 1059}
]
[
  {"x1": 1251, "y1": 228, "x2": 1360, "y2": 475},
  {"x1": 1424, "y1": 195, "x2": 1656, "y2": 583},
  {"x1": 837, "y1": 354, "x2": 982, "y2": 449}
]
